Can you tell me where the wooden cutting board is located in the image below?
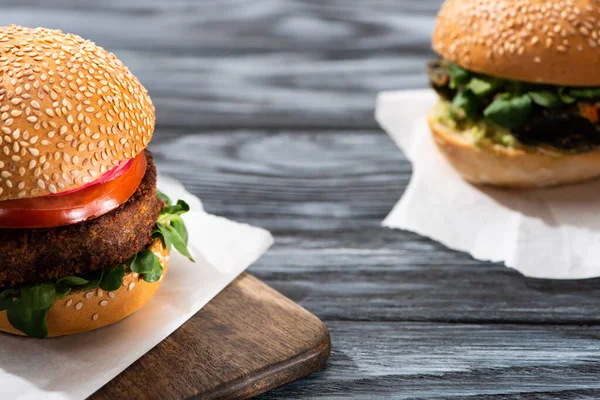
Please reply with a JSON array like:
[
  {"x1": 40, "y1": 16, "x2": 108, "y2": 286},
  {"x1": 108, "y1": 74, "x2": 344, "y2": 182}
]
[{"x1": 90, "y1": 273, "x2": 330, "y2": 399}]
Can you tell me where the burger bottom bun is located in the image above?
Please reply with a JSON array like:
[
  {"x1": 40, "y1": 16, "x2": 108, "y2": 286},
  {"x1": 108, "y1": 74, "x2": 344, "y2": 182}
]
[
  {"x1": 428, "y1": 116, "x2": 600, "y2": 188},
  {"x1": 0, "y1": 239, "x2": 169, "y2": 337}
]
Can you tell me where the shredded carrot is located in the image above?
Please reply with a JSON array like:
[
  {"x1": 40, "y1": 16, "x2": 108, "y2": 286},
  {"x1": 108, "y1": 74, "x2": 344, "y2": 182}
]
[{"x1": 579, "y1": 103, "x2": 599, "y2": 123}]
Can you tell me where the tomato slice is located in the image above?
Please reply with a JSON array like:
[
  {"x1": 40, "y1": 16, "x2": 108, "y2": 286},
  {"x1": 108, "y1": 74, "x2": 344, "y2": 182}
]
[{"x1": 0, "y1": 152, "x2": 147, "y2": 229}]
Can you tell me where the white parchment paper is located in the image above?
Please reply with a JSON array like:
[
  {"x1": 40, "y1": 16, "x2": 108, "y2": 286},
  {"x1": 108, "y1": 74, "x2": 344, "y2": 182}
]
[
  {"x1": 0, "y1": 175, "x2": 274, "y2": 400},
  {"x1": 377, "y1": 89, "x2": 600, "y2": 280}
]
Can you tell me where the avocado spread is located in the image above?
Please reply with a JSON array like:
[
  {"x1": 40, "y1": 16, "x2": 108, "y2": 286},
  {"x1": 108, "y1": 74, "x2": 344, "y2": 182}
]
[{"x1": 432, "y1": 99, "x2": 519, "y2": 148}]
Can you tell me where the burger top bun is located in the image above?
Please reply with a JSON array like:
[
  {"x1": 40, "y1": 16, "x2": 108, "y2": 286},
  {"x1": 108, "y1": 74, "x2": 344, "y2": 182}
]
[
  {"x1": 0, "y1": 25, "x2": 155, "y2": 201},
  {"x1": 433, "y1": 0, "x2": 600, "y2": 87}
]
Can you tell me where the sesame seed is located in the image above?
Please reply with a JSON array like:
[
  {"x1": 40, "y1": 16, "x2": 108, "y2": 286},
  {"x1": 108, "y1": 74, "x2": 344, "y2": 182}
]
[
  {"x1": 100, "y1": 300, "x2": 109, "y2": 306},
  {"x1": 92, "y1": 313, "x2": 99, "y2": 321},
  {"x1": 75, "y1": 301, "x2": 83, "y2": 310},
  {"x1": 128, "y1": 282, "x2": 135, "y2": 291},
  {"x1": 108, "y1": 292, "x2": 116, "y2": 299},
  {"x1": 66, "y1": 299, "x2": 73, "y2": 307}
]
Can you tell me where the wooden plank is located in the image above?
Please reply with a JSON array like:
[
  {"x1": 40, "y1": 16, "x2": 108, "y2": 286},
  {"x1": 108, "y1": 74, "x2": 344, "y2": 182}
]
[
  {"x1": 153, "y1": 130, "x2": 600, "y2": 325},
  {"x1": 0, "y1": 0, "x2": 443, "y2": 129},
  {"x1": 91, "y1": 274, "x2": 330, "y2": 399},
  {"x1": 150, "y1": 129, "x2": 408, "y2": 223},
  {"x1": 256, "y1": 236, "x2": 600, "y2": 324},
  {"x1": 258, "y1": 321, "x2": 600, "y2": 399}
]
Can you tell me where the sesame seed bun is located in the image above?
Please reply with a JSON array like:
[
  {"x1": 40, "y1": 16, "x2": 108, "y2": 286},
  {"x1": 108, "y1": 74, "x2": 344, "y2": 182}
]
[
  {"x1": 0, "y1": 239, "x2": 168, "y2": 337},
  {"x1": 0, "y1": 25, "x2": 155, "y2": 201},
  {"x1": 433, "y1": 0, "x2": 600, "y2": 86},
  {"x1": 429, "y1": 115, "x2": 600, "y2": 188}
]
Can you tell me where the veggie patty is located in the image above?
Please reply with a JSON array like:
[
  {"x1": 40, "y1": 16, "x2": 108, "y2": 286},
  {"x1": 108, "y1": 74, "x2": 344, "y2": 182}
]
[{"x1": 0, "y1": 150, "x2": 163, "y2": 288}]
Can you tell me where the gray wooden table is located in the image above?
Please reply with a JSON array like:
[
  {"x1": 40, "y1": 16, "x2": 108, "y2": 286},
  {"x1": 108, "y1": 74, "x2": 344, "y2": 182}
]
[{"x1": 5, "y1": 1, "x2": 600, "y2": 399}]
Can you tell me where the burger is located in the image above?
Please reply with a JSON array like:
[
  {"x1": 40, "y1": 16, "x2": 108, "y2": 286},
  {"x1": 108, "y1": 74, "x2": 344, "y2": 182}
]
[
  {"x1": 428, "y1": 0, "x2": 600, "y2": 188},
  {"x1": 0, "y1": 25, "x2": 193, "y2": 338}
]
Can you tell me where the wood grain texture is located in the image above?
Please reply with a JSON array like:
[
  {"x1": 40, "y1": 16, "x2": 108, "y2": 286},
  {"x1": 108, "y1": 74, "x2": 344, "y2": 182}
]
[
  {"x1": 258, "y1": 322, "x2": 600, "y2": 399},
  {"x1": 91, "y1": 274, "x2": 330, "y2": 400}
]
